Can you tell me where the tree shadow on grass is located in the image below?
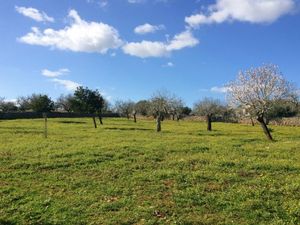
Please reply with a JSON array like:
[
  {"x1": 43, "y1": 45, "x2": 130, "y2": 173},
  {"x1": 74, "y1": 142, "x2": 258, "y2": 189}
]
[
  {"x1": 234, "y1": 138, "x2": 261, "y2": 144},
  {"x1": 197, "y1": 130, "x2": 224, "y2": 136},
  {"x1": 0, "y1": 127, "x2": 42, "y2": 134},
  {"x1": 104, "y1": 127, "x2": 152, "y2": 131},
  {"x1": 57, "y1": 121, "x2": 87, "y2": 124},
  {"x1": 0, "y1": 216, "x2": 57, "y2": 225},
  {"x1": 0, "y1": 219, "x2": 17, "y2": 225}
]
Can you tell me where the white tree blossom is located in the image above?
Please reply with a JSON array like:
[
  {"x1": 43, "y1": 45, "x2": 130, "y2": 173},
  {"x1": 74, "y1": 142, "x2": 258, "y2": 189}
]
[{"x1": 227, "y1": 64, "x2": 295, "y2": 140}]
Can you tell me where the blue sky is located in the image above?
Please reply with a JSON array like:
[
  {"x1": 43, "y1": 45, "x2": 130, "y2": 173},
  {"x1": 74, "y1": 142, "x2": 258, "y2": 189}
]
[{"x1": 0, "y1": 0, "x2": 299, "y2": 106}]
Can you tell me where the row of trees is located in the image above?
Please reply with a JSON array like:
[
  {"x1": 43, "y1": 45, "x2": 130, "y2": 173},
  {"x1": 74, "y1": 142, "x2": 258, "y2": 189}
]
[
  {"x1": 0, "y1": 88, "x2": 108, "y2": 114},
  {"x1": 1, "y1": 64, "x2": 299, "y2": 140},
  {"x1": 0, "y1": 88, "x2": 107, "y2": 127},
  {"x1": 114, "y1": 91, "x2": 192, "y2": 129}
]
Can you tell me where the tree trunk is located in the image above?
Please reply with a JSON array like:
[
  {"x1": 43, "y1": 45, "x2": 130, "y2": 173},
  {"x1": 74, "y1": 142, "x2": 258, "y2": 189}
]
[
  {"x1": 92, "y1": 117, "x2": 97, "y2": 128},
  {"x1": 176, "y1": 114, "x2": 180, "y2": 121},
  {"x1": 98, "y1": 115, "x2": 103, "y2": 125},
  {"x1": 206, "y1": 115, "x2": 212, "y2": 131},
  {"x1": 133, "y1": 113, "x2": 137, "y2": 123},
  {"x1": 127, "y1": 114, "x2": 130, "y2": 120},
  {"x1": 250, "y1": 117, "x2": 255, "y2": 126},
  {"x1": 156, "y1": 114, "x2": 161, "y2": 132},
  {"x1": 257, "y1": 116, "x2": 273, "y2": 141},
  {"x1": 265, "y1": 117, "x2": 270, "y2": 125},
  {"x1": 172, "y1": 114, "x2": 175, "y2": 121}
]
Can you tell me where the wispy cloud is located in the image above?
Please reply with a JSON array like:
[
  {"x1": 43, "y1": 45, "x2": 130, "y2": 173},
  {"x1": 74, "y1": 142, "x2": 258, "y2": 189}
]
[
  {"x1": 128, "y1": 0, "x2": 146, "y2": 3},
  {"x1": 41, "y1": 67, "x2": 80, "y2": 91},
  {"x1": 162, "y1": 62, "x2": 174, "y2": 67},
  {"x1": 99, "y1": 0, "x2": 108, "y2": 8},
  {"x1": 128, "y1": 0, "x2": 169, "y2": 3},
  {"x1": 51, "y1": 79, "x2": 81, "y2": 91},
  {"x1": 15, "y1": 6, "x2": 54, "y2": 22},
  {"x1": 198, "y1": 86, "x2": 230, "y2": 93},
  {"x1": 87, "y1": 0, "x2": 108, "y2": 8},
  {"x1": 122, "y1": 30, "x2": 199, "y2": 58},
  {"x1": 210, "y1": 86, "x2": 230, "y2": 93},
  {"x1": 41, "y1": 68, "x2": 70, "y2": 77}
]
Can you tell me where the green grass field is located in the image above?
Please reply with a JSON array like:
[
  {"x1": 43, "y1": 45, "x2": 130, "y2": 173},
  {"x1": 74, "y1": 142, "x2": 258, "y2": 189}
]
[{"x1": 1, "y1": 118, "x2": 300, "y2": 225}]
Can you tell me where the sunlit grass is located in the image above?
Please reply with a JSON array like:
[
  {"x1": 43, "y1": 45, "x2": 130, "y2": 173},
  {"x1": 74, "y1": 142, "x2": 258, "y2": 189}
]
[{"x1": 1, "y1": 118, "x2": 300, "y2": 224}]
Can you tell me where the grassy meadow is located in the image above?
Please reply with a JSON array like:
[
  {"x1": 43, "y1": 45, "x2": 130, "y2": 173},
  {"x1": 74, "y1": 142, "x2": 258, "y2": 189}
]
[{"x1": 0, "y1": 118, "x2": 300, "y2": 225}]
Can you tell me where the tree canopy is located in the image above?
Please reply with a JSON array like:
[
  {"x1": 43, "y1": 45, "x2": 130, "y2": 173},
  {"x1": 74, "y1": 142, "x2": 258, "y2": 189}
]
[
  {"x1": 227, "y1": 64, "x2": 296, "y2": 140},
  {"x1": 193, "y1": 98, "x2": 225, "y2": 131},
  {"x1": 70, "y1": 86, "x2": 104, "y2": 114}
]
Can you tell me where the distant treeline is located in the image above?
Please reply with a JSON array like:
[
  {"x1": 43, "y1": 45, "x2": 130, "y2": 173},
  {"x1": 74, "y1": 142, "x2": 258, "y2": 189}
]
[
  {"x1": 1, "y1": 86, "x2": 299, "y2": 124},
  {"x1": 0, "y1": 112, "x2": 119, "y2": 120},
  {"x1": 1, "y1": 64, "x2": 299, "y2": 140}
]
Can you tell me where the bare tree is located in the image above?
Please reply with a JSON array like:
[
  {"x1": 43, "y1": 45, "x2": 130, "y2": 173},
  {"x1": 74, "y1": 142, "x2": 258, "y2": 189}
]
[
  {"x1": 17, "y1": 96, "x2": 31, "y2": 111},
  {"x1": 193, "y1": 98, "x2": 224, "y2": 131},
  {"x1": 150, "y1": 91, "x2": 170, "y2": 132},
  {"x1": 114, "y1": 100, "x2": 135, "y2": 120},
  {"x1": 169, "y1": 96, "x2": 185, "y2": 121},
  {"x1": 55, "y1": 94, "x2": 74, "y2": 112},
  {"x1": 135, "y1": 100, "x2": 151, "y2": 116},
  {"x1": 227, "y1": 64, "x2": 295, "y2": 141},
  {"x1": 0, "y1": 98, "x2": 18, "y2": 112},
  {"x1": 131, "y1": 103, "x2": 138, "y2": 123},
  {"x1": 102, "y1": 99, "x2": 112, "y2": 113}
]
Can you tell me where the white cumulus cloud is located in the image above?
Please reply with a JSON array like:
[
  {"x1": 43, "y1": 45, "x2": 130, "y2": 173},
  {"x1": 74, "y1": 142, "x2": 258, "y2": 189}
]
[
  {"x1": 123, "y1": 41, "x2": 168, "y2": 58},
  {"x1": 15, "y1": 6, "x2": 54, "y2": 22},
  {"x1": 52, "y1": 79, "x2": 81, "y2": 91},
  {"x1": 122, "y1": 30, "x2": 199, "y2": 58},
  {"x1": 41, "y1": 68, "x2": 70, "y2": 77},
  {"x1": 166, "y1": 30, "x2": 199, "y2": 51},
  {"x1": 185, "y1": 0, "x2": 296, "y2": 28},
  {"x1": 19, "y1": 9, "x2": 123, "y2": 54},
  {"x1": 134, "y1": 23, "x2": 165, "y2": 34}
]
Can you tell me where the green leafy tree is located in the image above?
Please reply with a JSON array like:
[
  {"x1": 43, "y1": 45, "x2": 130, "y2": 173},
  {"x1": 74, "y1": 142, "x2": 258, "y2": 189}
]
[
  {"x1": 266, "y1": 99, "x2": 298, "y2": 121},
  {"x1": 70, "y1": 86, "x2": 105, "y2": 125},
  {"x1": 181, "y1": 106, "x2": 192, "y2": 116},
  {"x1": 29, "y1": 94, "x2": 54, "y2": 112}
]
